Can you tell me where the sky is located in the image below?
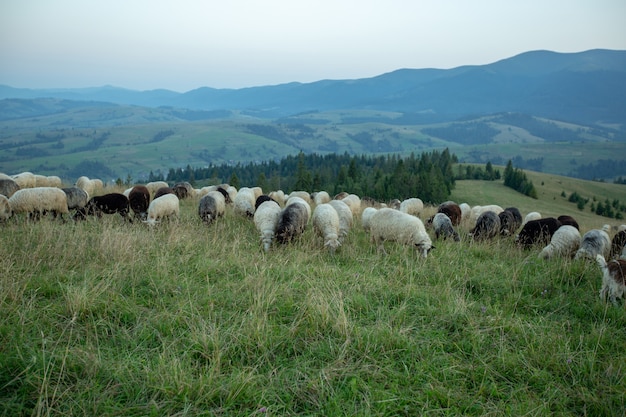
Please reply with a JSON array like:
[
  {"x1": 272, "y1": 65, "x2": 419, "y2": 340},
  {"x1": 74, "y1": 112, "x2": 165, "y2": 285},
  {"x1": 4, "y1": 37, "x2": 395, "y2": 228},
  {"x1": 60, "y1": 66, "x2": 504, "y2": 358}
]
[{"x1": 1, "y1": 0, "x2": 625, "y2": 92}]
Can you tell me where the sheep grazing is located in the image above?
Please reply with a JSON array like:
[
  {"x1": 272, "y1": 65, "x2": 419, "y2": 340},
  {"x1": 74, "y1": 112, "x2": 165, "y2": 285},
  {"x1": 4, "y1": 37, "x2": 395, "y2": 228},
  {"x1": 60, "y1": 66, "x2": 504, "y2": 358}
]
[
  {"x1": 312, "y1": 203, "x2": 341, "y2": 253},
  {"x1": 276, "y1": 200, "x2": 310, "y2": 244},
  {"x1": 61, "y1": 187, "x2": 89, "y2": 212},
  {"x1": 75, "y1": 176, "x2": 101, "y2": 196},
  {"x1": 0, "y1": 195, "x2": 12, "y2": 221},
  {"x1": 145, "y1": 181, "x2": 169, "y2": 196},
  {"x1": 432, "y1": 213, "x2": 460, "y2": 241},
  {"x1": 470, "y1": 205, "x2": 504, "y2": 227},
  {"x1": 369, "y1": 208, "x2": 433, "y2": 258},
  {"x1": 76, "y1": 193, "x2": 131, "y2": 221},
  {"x1": 399, "y1": 197, "x2": 424, "y2": 217},
  {"x1": 313, "y1": 191, "x2": 331, "y2": 206},
  {"x1": 470, "y1": 211, "x2": 501, "y2": 241},
  {"x1": 8, "y1": 187, "x2": 69, "y2": 221},
  {"x1": 253, "y1": 199, "x2": 282, "y2": 251},
  {"x1": 198, "y1": 191, "x2": 225, "y2": 225},
  {"x1": 596, "y1": 255, "x2": 626, "y2": 305},
  {"x1": 361, "y1": 207, "x2": 378, "y2": 232},
  {"x1": 516, "y1": 217, "x2": 561, "y2": 249},
  {"x1": 498, "y1": 207, "x2": 522, "y2": 236},
  {"x1": 459, "y1": 203, "x2": 471, "y2": 224},
  {"x1": 254, "y1": 195, "x2": 277, "y2": 211},
  {"x1": 340, "y1": 194, "x2": 362, "y2": 217},
  {"x1": 436, "y1": 201, "x2": 462, "y2": 226},
  {"x1": 128, "y1": 185, "x2": 151, "y2": 221},
  {"x1": 268, "y1": 190, "x2": 286, "y2": 206},
  {"x1": 557, "y1": 215, "x2": 580, "y2": 230},
  {"x1": 538, "y1": 225, "x2": 581, "y2": 259},
  {"x1": 523, "y1": 211, "x2": 541, "y2": 225},
  {"x1": 575, "y1": 229, "x2": 611, "y2": 261},
  {"x1": 233, "y1": 187, "x2": 257, "y2": 217},
  {"x1": 288, "y1": 191, "x2": 312, "y2": 205},
  {"x1": 609, "y1": 230, "x2": 626, "y2": 260},
  {"x1": 328, "y1": 199, "x2": 353, "y2": 242},
  {"x1": 145, "y1": 194, "x2": 179, "y2": 226},
  {"x1": 11, "y1": 172, "x2": 36, "y2": 189},
  {"x1": 154, "y1": 186, "x2": 174, "y2": 199},
  {"x1": 0, "y1": 178, "x2": 20, "y2": 198}
]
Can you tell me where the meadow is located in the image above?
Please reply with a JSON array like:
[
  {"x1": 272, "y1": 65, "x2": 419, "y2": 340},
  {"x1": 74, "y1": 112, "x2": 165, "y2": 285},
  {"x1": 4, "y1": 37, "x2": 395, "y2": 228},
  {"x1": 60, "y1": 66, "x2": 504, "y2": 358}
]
[{"x1": 1, "y1": 180, "x2": 625, "y2": 416}]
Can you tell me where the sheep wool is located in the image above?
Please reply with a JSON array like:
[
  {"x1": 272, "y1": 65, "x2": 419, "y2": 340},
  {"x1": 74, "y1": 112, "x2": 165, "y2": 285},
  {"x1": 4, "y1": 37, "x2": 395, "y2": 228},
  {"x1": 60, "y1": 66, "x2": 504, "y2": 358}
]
[
  {"x1": 369, "y1": 208, "x2": 433, "y2": 258},
  {"x1": 328, "y1": 199, "x2": 353, "y2": 242},
  {"x1": 9, "y1": 187, "x2": 69, "y2": 219},
  {"x1": 145, "y1": 194, "x2": 179, "y2": 226},
  {"x1": 254, "y1": 200, "x2": 282, "y2": 251},
  {"x1": 575, "y1": 229, "x2": 611, "y2": 260},
  {"x1": 361, "y1": 207, "x2": 378, "y2": 232},
  {"x1": 432, "y1": 212, "x2": 460, "y2": 241},
  {"x1": 399, "y1": 197, "x2": 424, "y2": 217},
  {"x1": 538, "y1": 225, "x2": 581, "y2": 259},
  {"x1": 596, "y1": 255, "x2": 626, "y2": 306},
  {"x1": 0, "y1": 195, "x2": 11, "y2": 221},
  {"x1": 312, "y1": 203, "x2": 341, "y2": 253},
  {"x1": 233, "y1": 187, "x2": 257, "y2": 217}
]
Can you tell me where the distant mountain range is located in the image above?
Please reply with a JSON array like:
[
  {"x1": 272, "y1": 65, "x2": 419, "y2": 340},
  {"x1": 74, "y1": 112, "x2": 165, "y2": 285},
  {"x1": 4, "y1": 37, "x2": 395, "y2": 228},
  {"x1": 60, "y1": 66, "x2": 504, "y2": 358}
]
[{"x1": 1, "y1": 49, "x2": 625, "y2": 126}]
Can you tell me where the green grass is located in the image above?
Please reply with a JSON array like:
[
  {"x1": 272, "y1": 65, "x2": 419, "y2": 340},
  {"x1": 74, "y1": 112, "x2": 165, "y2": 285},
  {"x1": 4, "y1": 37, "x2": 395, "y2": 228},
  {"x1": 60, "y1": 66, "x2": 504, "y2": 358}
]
[{"x1": 1, "y1": 184, "x2": 625, "y2": 416}]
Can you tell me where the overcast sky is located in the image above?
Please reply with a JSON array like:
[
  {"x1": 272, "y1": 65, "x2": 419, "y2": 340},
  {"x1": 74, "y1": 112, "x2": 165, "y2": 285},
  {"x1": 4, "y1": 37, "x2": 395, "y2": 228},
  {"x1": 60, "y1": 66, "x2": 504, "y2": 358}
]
[{"x1": 1, "y1": 0, "x2": 625, "y2": 92}]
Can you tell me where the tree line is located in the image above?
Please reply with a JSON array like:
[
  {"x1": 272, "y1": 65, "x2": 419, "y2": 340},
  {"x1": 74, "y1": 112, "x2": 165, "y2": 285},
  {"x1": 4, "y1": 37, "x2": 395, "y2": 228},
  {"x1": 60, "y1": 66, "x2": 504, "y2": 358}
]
[{"x1": 157, "y1": 149, "x2": 458, "y2": 204}]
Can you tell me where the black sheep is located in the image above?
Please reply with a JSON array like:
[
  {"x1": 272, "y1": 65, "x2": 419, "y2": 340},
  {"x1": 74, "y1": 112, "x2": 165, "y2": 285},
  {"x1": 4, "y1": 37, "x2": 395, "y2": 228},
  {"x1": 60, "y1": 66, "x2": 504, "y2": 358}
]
[
  {"x1": 557, "y1": 215, "x2": 580, "y2": 230},
  {"x1": 276, "y1": 202, "x2": 309, "y2": 244},
  {"x1": 499, "y1": 207, "x2": 522, "y2": 236},
  {"x1": 516, "y1": 217, "x2": 562, "y2": 248},
  {"x1": 75, "y1": 193, "x2": 131, "y2": 221},
  {"x1": 470, "y1": 211, "x2": 501, "y2": 241},
  {"x1": 129, "y1": 185, "x2": 151, "y2": 220}
]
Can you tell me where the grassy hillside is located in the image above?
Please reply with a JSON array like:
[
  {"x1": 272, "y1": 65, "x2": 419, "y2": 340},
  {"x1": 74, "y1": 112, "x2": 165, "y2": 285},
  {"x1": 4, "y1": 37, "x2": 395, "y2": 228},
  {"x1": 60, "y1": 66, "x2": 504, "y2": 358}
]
[{"x1": 1, "y1": 181, "x2": 625, "y2": 416}]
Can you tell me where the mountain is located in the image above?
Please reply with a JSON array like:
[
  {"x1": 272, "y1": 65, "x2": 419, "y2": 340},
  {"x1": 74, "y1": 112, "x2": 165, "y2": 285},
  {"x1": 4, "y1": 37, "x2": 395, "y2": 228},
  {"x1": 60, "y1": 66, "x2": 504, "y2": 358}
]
[{"x1": 1, "y1": 49, "x2": 625, "y2": 125}]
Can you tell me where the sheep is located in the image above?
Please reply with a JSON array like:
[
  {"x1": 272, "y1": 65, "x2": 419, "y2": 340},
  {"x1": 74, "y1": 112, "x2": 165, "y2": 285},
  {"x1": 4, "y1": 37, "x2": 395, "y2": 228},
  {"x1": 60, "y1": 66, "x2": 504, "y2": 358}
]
[
  {"x1": 312, "y1": 203, "x2": 341, "y2": 253},
  {"x1": 437, "y1": 201, "x2": 462, "y2": 226},
  {"x1": 146, "y1": 181, "x2": 169, "y2": 196},
  {"x1": 0, "y1": 195, "x2": 11, "y2": 221},
  {"x1": 253, "y1": 199, "x2": 282, "y2": 251},
  {"x1": 0, "y1": 178, "x2": 20, "y2": 198},
  {"x1": 609, "y1": 230, "x2": 626, "y2": 260},
  {"x1": 128, "y1": 185, "x2": 151, "y2": 220},
  {"x1": 196, "y1": 185, "x2": 217, "y2": 199},
  {"x1": 499, "y1": 207, "x2": 522, "y2": 236},
  {"x1": 341, "y1": 194, "x2": 362, "y2": 216},
  {"x1": 313, "y1": 191, "x2": 331, "y2": 206},
  {"x1": 432, "y1": 212, "x2": 460, "y2": 241},
  {"x1": 276, "y1": 200, "x2": 310, "y2": 244},
  {"x1": 12, "y1": 172, "x2": 36, "y2": 189},
  {"x1": 61, "y1": 187, "x2": 89, "y2": 211},
  {"x1": 76, "y1": 193, "x2": 131, "y2": 221},
  {"x1": 328, "y1": 199, "x2": 353, "y2": 242},
  {"x1": 224, "y1": 186, "x2": 238, "y2": 204},
  {"x1": 575, "y1": 229, "x2": 611, "y2": 260},
  {"x1": 470, "y1": 205, "x2": 503, "y2": 227},
  {"x1": 369, "y1": 208, "x2": 433, "y2": 258},
  {"x1": 145, "y1": 194, "x2": 179, "y2": 226},
  {"x1": 361, "y1": 207, "x2": 378, "y2": 232},
  {"x1": 172, "y1": 183, "x2": 190, "y2": 199},
  {"x1": 388, "y1": 199, "x2": 401, "y2": 210},
  {"x1": 75, "y1": 176, "x2": 98, "y2": 196},
  {"x1": 557, "y1": 215, "x2": 579, "y2": 230},
  {"x1": 46, "y1": 176, "x2": 62, "y2": 188},
  {"x1": 596, "y1": 255, "x2": 626, "y2": 306},
  {"x1": 233, "y1": 187, "x2": 257, "y2": 217},
  {"x1": 268, "y1": 190, "x2": 286, "y2": 206},
  {"x1": 538, "y1": 225, "x2": 581, "y2": 259},
  {"x1": 399, "y1": 197, "x2": 423, "y2": 217},
  {"x1": 523, "y1": 211, "x2": 541, "y2": 225},
  {"x1": 198, "y1": 191, "x2": 226, "y2": 225},
  {"x1": 516, "y1": 217, "x2": 561, "y2": 249},
  {"x1": 215, "y1": 186, "x2": 232, "y2": 204},
  {"x1": 154, "y1": 186, "x2": 175, "y2": 199},
  {"x1": 8, "y1": 187, "x2": 69, "y2": 221},
  {"x1": 254, "y1": 195, "x2": 277, "y2": 211},
  {"x1": 288, "y1": 191, "x2": 312, "y2": 205},
  {"x1": 470, "y1": 211, "x2": 501, "y2": 241},
  {"x1": 459, "y1": 203, "x2": 471, "y2": 224}
]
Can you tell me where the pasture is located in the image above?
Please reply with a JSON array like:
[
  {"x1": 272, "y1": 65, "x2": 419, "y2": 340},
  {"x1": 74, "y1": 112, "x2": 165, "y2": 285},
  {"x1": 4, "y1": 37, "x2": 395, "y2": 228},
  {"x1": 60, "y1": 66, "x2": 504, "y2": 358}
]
[{"x1": 1, "y1": 184, "x2": 625, "y2": 416}]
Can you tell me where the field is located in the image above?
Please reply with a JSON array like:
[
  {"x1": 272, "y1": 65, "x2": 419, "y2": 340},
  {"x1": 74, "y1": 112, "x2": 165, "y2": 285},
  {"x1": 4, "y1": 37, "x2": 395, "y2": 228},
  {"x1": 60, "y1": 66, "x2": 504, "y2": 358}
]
[{"x1": 1, "y1": 179, "x2": 626, "y2": 416}]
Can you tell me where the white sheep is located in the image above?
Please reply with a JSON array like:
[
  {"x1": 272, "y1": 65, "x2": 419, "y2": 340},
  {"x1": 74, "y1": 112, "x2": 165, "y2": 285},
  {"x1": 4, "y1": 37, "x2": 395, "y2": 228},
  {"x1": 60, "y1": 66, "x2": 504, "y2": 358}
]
[
  {"x1": 369, "y1": 207, "x2": 433, "y2": 258},
  {"x1": 313, "y1": 191, "x2": 331, "y2": 206},
  {"x1": 0, "y1": 195, "x2": 11, "y2": 221},
  {"x1": 144, "y1": 194, "x2": 179, "y2": 226},
  {"x1": 596, "y1": 255, "x2": 626, "y2": 306},
  {"x1": 459, "y1": 203, "x2": 471, "y2": 223},
  {"x1": 328, "y1": 199, "x2": 353, "y2": 242},
  {"x1": 399, "y1": 197, "x2": 424, "y2": 217},
  {"x1": 268, "y1": 190, "x2": 286, "y2": 206},
  {"x1": 253, "y1": 199, "x2": 282, "y2": 251},
  {"x1": 75, "y1": 176, "x2": 97, "y2": 195},
  {"x1": 312, "y1": 203, "x2": 341, "y2": 253},
  {"x1": 288, "y1": 191, "x2": 312, "y2": 205},
  {"x1": 47, "y1": 176, "x2": 62, "y2": 188},
  {"x1": 8, "y1": 187, "x2": 69, "y2": 220},
  {"x1": 469, "y1": 204, "x2": 504, "y2": 227},
  {"x1": 432, "y1": 213, "x2": 460, "y2": 241},
  {"x1": 146, "y1": 181, "x2": 169, "y2": 196},
  {"x1": 523, "y1": 211, "x2": 542, "y2": 225},
  {"x1": 286, "y1": 196, "x2": 311, "y2": 220},
  {"x1": 12, "y1": 172, "x2": 36, "y2": 189},
  {"x1": 361, "y1": 207, "x2": 378, "y2": 232},
  {"x1": 340, "y1": 193, "x2": 362, "y2": 217},
  {"x1": 538, "y1": 225, "x2": 581, "y2": 259},
  {"x1": 198, "y1": 191, "x2": 226, "y2": 224},
  {"x1": 575, "y1": 229, "x2": 611, "y2": 260},
  {"x1": 233, "y1": 187, "x2": 256, "y2": 217}
]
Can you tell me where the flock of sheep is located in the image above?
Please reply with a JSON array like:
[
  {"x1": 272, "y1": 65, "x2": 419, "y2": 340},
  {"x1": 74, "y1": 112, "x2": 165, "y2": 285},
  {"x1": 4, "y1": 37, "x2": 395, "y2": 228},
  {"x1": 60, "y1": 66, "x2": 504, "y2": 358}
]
[{"x1": 1, "y1": 170, "x2": 625, "y2": 306}]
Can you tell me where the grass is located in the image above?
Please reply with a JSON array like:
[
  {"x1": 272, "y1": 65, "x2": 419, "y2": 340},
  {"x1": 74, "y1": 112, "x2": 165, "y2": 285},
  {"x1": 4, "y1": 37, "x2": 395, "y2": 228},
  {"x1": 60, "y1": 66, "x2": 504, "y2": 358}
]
[{"x1": 1, "y1": 187, "x2": 625, "y2": 416}]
